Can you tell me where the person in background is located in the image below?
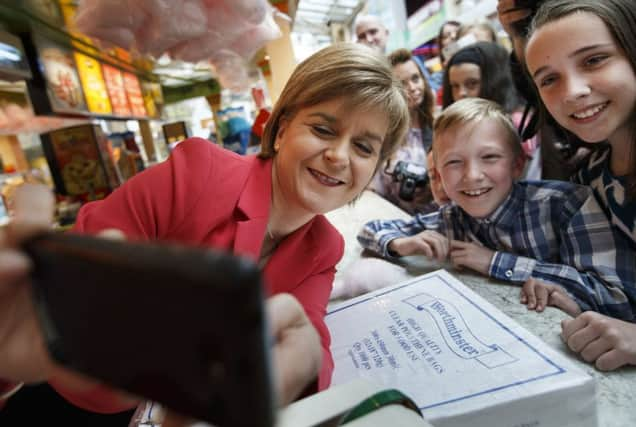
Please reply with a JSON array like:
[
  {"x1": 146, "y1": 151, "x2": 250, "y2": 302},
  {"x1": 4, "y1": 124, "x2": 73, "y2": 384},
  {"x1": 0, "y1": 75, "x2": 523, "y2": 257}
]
[
  {"x1": 497, "y1": 0, "x2": 590, "y2": 181},
  {"x1": 222, "y1": 109, "x2": 252, "y2": 155},
  {"x1": 429, "y1": 20, "x2": 461, "y2": 97},
  {"x1": 426, "y1": 150, "x2": 450, "y2": 208},
  {"x1": 248, "y1": 107, "x2": 271, "y2": 154},
  {"x1": 457, "y1": 21, "x2": 498, "y2": 43},
  {"x1": 359, "y1": 98, "x2": 635, "y2": 323},
  {"x1": 353, "y1": 14, "x2": 390, "y2": 54},
  {"x1": 0, "y1": 43, "x2": 410, "y2": 423},
  {"x1": 354, "y1": 14, "x2": 435, "y2": 94},
  {"x1": 368, "y1": 48, "x2": 436, "y2": 215},
  {"x1": 442, "y1": 41, "x2": 540, "y2": 179},
  {"x1": 436, "y1": 20, "x2": 461, "y2": 69},
  {"x1": 522, "y1": 0, "x2": 636, "y2": 370},
  {"x1": 442, "y1": 42, "x2": 520, "y2": 112}
]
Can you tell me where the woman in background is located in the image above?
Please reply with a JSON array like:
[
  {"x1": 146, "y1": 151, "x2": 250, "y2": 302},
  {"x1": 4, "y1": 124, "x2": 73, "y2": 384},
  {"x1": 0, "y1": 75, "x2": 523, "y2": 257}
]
[
  {"x1": 428, "y1": 20, "x2": 461, "y2": 93},
  {"x1": 457, "y1": 21, "x2": 498, "y2": 43},
  {"x1": 369, "y1": 48, "x2": 436, "y2": 214}
]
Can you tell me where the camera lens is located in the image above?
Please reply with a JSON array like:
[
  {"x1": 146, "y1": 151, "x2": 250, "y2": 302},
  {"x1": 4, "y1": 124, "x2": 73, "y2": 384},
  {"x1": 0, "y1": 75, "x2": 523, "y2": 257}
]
[{"x1": 399, "y1": 178, "x2": 416, "y2": 201}]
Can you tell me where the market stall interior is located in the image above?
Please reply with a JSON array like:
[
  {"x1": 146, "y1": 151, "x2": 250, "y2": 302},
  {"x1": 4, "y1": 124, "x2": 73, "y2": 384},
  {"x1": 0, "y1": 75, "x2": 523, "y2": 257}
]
[
  {"x1": 1, "y1": 0, "x2": 635, "y2": 426},
  {"x1": 0, "y1": 0, "x2": 290, "y2": 226}
]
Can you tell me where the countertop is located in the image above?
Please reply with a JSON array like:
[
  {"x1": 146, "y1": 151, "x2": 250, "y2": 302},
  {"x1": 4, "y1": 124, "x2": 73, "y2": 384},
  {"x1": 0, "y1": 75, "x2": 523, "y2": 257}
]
[{"x1": 325, "y1": 190, "x2": 636, "y2": 427}]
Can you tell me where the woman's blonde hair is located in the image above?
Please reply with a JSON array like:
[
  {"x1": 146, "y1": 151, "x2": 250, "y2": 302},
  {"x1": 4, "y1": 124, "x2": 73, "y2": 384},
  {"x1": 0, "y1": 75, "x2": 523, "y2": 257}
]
[{"x1": 259, "y1": 43, "x2": 409, "y2": 170}]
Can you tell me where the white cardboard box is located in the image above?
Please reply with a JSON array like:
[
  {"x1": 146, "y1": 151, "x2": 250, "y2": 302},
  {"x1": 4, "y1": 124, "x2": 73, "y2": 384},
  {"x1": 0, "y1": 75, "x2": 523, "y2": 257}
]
[{"x1": 326, "y1": 270, "x2": 597, "y2": 427}]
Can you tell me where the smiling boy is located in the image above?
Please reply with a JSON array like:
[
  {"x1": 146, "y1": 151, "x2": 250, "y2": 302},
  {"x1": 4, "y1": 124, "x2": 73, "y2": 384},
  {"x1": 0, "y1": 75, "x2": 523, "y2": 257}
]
[{"x1": 358, "y1": 98, "x2": 636, "y2": 321}]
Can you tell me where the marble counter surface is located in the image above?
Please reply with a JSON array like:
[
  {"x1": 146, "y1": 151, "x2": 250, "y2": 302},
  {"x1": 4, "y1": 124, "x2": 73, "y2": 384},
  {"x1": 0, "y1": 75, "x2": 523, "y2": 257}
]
[{"x1": 325, "y1": 190, "x2": 636, "y2": 427}]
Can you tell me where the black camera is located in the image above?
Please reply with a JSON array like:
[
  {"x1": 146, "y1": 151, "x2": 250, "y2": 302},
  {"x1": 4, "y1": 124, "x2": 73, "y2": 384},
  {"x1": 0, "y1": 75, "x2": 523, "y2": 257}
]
[
  {"x1": 512, "y1": 0, "x2": 545, "y2": 36},
  {"x1": 389, "y1": 161, "x2": 428, "y2": 201}
]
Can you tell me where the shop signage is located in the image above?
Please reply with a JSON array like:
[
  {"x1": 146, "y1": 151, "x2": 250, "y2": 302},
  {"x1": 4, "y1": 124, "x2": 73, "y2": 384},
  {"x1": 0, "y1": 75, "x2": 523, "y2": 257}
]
[
  {"x1": 102, "y1": 63, "x2": 132, "y2": 117},
  {"x1": 141, "y1": 81, "x2": 162, "y2": 119},
  {"x1": 33, "y1": 36, "x2": 89, "y2": 115},
  {"x1": 122, "y1": 71, "x2": 147, "y2": 118},
  {"x1": 74, "y1": 52, "x2": 112, "y2": 115},
  {"x1": 41, "y1": 124, "x2": 120, "y2": 201}
]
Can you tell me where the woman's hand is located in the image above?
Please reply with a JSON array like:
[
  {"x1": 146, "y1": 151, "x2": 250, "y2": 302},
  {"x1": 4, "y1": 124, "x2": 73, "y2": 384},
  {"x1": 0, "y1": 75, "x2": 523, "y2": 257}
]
[
  {"x1": 0, "y1": 185, "x2": 136, "y2": 409},
  {"x1": 388, "y1": 230, "x2": 449, "y2": 261},
  {"x1": 267, "y1": 293, "x2": 321, "y2": 406},
  {"x1": 561, "y1": 312, "x2": 636, "y2": 371},
  {"x1": 160, "y1": 293, "x2": 323, "y2": 426}
]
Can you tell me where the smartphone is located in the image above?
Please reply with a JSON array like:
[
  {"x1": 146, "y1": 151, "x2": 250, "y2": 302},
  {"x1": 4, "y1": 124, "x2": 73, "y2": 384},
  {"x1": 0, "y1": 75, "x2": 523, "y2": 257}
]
[{"x1": 23, "y1": 232, "x2": 274, "y2": 427}]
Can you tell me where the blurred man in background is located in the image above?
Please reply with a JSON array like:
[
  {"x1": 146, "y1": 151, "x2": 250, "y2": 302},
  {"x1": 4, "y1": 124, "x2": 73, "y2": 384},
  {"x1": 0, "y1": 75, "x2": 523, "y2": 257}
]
[{"x1": 354, "y1": 14, "x2": 389, "y2": 53}]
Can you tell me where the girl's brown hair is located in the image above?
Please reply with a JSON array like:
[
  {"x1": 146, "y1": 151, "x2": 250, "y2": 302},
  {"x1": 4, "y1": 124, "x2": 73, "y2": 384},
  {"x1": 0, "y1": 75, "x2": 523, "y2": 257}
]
[{"x1": 529, "y1": 0, "x2": 636, "y2": 198}]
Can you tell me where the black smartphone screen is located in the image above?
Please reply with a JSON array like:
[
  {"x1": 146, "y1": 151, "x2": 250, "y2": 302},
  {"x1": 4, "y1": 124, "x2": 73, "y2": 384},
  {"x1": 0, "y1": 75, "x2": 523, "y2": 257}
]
[{"x1": 23, "y1": 232, "x2": 274, "y2": 427}]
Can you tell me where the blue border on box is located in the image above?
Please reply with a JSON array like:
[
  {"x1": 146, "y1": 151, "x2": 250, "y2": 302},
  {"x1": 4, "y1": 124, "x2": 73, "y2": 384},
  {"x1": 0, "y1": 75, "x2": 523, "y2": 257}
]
[{"x1": 326, "y1": 271, "x2": 567, "y2": 410}]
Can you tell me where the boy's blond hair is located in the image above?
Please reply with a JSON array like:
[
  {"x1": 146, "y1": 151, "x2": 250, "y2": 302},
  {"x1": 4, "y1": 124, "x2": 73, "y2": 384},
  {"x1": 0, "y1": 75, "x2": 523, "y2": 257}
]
[{"x1": 433, "y1": 98, "x2": 522, "y2": 159}]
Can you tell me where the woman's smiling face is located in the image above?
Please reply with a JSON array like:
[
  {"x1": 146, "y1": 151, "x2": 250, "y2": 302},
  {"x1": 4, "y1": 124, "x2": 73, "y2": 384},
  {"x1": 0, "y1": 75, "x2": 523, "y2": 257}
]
[{"x1": 272, "y1": 97, "x2": 388, "y2": 217}]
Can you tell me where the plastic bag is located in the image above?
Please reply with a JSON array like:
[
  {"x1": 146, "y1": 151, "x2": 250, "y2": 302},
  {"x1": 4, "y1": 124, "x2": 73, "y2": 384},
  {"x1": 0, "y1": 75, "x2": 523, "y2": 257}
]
[
  {"x1": 135, "y1": 0, "x2": 209, "y2": 57},
  {"x1": 75, "y1": 0, "x2": 282, "y2": 91},
  {"x1": 74, "y1": 0, "x2": 148, "y2": 50},
  {"x1": 209, "y1": 50, "x2": 251, "y2": 92}
]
